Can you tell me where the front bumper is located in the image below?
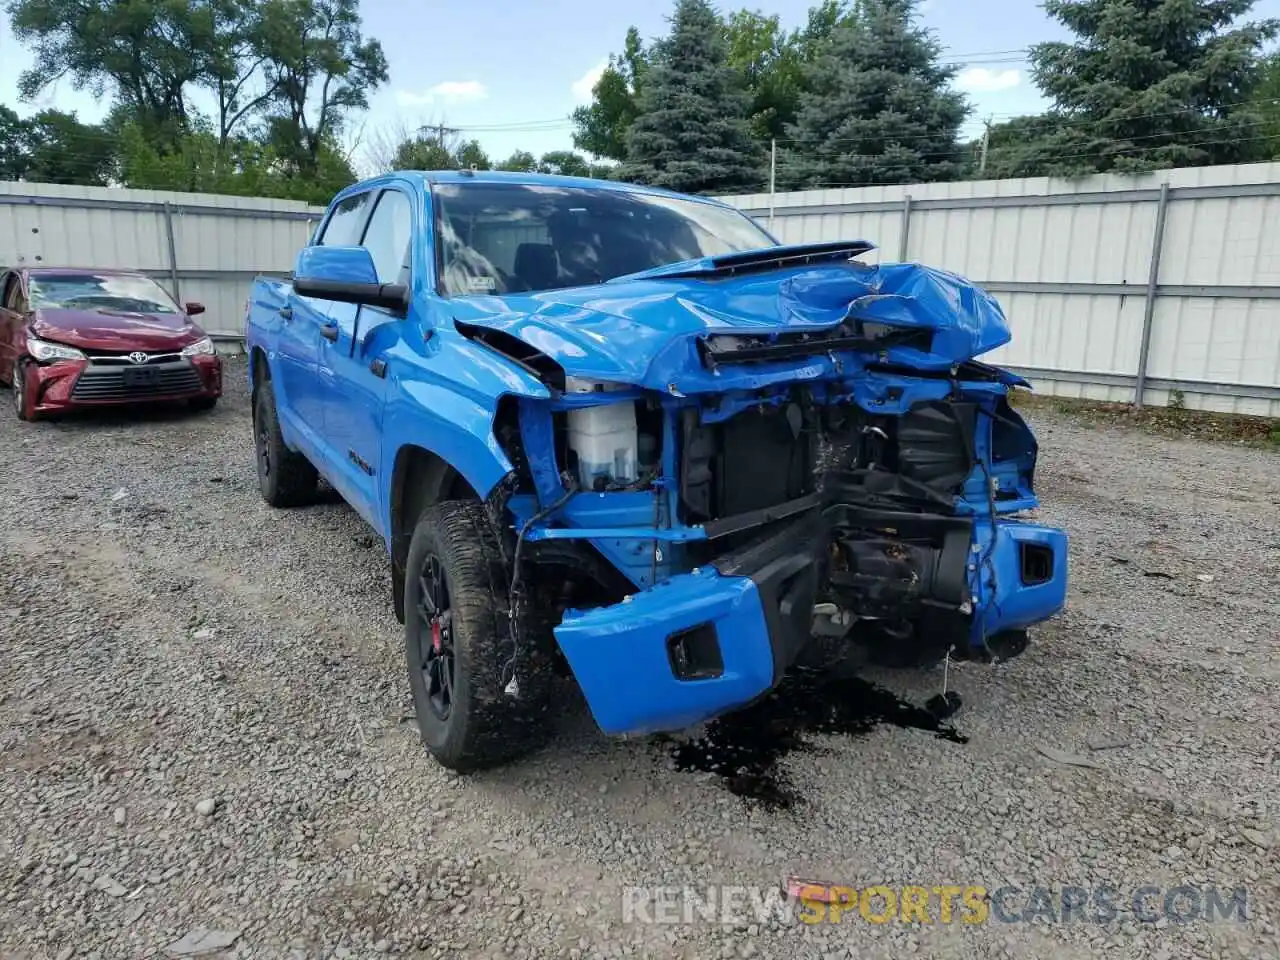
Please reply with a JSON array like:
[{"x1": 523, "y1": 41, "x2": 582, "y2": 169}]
[
  {"x1": 26, "y1": 356, "x2": 222, "y2": 413},
  {"x1": 554, "y1": 513, "x2": 1067, "y2": 737}
]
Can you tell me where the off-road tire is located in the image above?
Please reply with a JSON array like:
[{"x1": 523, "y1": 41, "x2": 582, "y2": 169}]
[
  {"x1": 189, "y1": 396, "x2": 218, "y2": 412},
  {"x1": 405, "y1": 500, "x2": 554, "y2": 772},
  {"x1": 253, "y1": 384, "x2": 317, "y2": 507}
]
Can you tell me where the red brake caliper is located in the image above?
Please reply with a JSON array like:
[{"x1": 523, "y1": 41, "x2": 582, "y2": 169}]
[{"x1": 431, "y1": 618, "x2": 442, "y2": 653}]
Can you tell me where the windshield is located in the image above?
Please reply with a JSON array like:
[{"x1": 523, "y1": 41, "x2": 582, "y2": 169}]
[
  {"x1": 432, "y1": 181, "x2": 775, "y2": 297},
  {"x1": 28, "y1": 274, "x2": 180, "y2": 314}
]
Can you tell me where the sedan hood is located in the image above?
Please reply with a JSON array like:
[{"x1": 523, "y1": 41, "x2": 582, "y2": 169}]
[
  {"x1": 448, "y1": 244, "x2": 1013, "y2": 393},
  {"x1": 32, "y1": 307, "x2": 204, "y2": 352}
]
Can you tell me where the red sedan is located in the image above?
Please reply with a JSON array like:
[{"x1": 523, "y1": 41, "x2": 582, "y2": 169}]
[{"x1": 0, "y1": 267, "x2": 222, "y2": 421}]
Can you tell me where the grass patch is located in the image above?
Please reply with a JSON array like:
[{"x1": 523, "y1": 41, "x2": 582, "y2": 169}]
[{"x1": 1009, "y1": 389, "x2": 1280, "y2": 447}]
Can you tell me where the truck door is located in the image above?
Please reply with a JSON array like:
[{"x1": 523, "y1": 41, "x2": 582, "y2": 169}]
[
  {"x1": 317, "y1": 186, "x2": 414, "y2": 532},
  {"x1": 277, "y1": 191, "x2": 374, "y2": 447}
]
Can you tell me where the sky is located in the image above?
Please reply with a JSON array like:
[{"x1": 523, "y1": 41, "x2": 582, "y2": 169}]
[{"x1": 3, "y1": 0, "x2": 1280, "y2": 174}]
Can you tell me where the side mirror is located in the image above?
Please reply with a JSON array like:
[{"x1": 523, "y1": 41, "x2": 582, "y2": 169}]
[
  {"x1": 292, "y1": 245, "x2": 409, "y2": 316},
  {"x1": 184, "y1": 301, "x2": 206, "y2": 316}
]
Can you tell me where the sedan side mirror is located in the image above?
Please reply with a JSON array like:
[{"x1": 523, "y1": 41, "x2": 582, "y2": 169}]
[
  {"x1": 292, "y1": 245, "x2": 409, "y2": 316},
  {"x1": 185, "y1": 301, "x2": 206, "y2": 316}
]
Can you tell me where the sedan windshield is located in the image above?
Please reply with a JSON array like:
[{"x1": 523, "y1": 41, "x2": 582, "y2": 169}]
[
  {"x1": 432, "y1": 181, "x2": 775, "y2": 297},
  {"x1": 28, "y1": 274, "x2": 179, "y2": 314}
]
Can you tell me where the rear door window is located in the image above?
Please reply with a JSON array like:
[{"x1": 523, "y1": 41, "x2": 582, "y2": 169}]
[
  {"x1": 360, "y1": 190, "x2": 413, "y2": 286},
  {"x1": 319, "y1": 192, "x2": 373, "y2": 247}
]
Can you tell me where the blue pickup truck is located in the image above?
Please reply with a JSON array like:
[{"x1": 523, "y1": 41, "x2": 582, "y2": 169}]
[{"x1": 244, "y1": 170, "x2": 1068, "y2": 771}]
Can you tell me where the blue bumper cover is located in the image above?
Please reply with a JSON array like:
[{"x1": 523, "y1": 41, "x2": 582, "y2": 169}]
[
  {"x1": 970, "y1": 521, "x2": 1069, "y2": 641},
  {"x1": 554, "y1": 518, "x2": 1068, "y2": 737},
  {"x1": 554, "y1": 568, "x2": 777, "y2": 736}
]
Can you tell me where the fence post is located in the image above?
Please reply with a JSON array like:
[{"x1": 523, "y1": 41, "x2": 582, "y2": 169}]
[
  {"x1": 767, "y1": 138, "x2": 777, "y2": 233},
  {"x1": 163, "y1": 201, "x2": 181, "y2": 304},
  {"x1": 897, "y1": 194, "x2": 913, "y2": 262},
  {"x1": 1134, "y1": 182, "x2": 1170, "y2": 410}
]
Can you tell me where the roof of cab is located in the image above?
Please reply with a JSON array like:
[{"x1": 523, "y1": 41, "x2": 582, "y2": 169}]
[{"x1": 337, "y1": 169, "x2": 742, "y2": 210}]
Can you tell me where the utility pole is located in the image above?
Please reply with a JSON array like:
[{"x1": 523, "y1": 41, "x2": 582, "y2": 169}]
[
  {"x1": 422, "y1": 122, "x2": 459, "y2": 146},
  {"x1": 978, "y1": 116, "x2": 992, "y2": 176},
  {"x1": 768, "y1": 138, "x2": 777, "y2": 231}
]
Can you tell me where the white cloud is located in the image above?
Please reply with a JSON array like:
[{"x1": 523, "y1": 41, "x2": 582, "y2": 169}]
[
  {"x1": 955, "y1": 67, "x2": 1021, "y2": 94},
  {"x1": 395, "y1": 80, "x2": 488, "y2": 107},
  {"x1": 571, "y1": 61, "x2": 607, "y2": 104}
]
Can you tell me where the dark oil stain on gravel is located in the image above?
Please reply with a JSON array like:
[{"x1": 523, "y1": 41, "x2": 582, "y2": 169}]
[{"x1": 669, "y1": 673, "x2": 967, "y2": 810}]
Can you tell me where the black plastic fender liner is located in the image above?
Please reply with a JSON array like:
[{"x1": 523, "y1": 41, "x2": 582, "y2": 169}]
[
  {"x1": 990, "y1": 395, "x2": 1039, "y2": 488},
  {"x1": 895, "y1": 400, "x2": 978, "y2": 493}
]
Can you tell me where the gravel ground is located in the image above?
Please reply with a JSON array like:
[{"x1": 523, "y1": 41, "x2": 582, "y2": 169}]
[{"x1": 1, "y1": 358, "x2": 1277, "y2": 960}]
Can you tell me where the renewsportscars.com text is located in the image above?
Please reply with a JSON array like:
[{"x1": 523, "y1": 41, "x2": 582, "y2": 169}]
[{"x1": 621, "y1": 884, "x2": 1250, "y2": 926}]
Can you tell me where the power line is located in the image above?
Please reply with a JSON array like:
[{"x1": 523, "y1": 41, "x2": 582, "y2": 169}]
[
  {"x1": 454, "y1": 92, "x2": 1280, "y2": 141},
  {"x1": 21, "y1": 114, "x2": 1280, "y2": 173}
]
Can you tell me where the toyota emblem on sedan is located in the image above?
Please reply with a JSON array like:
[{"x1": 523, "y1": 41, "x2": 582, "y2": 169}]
[{"x1": 127, "y1": 352, "x2": 149, "y2": 364}]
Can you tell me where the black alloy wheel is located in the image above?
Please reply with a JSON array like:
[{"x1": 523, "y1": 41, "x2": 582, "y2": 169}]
[{"x1": 417, "y1": 553, "x2": 456, "y2": 721}]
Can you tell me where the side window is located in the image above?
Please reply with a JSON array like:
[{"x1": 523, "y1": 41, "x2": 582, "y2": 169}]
[
  {"x1": 360, "y1": 190, "x2": 413, "y2": 286},
  {"x1": 318, "y1": 192, "x2": 372, "y2": 247}
]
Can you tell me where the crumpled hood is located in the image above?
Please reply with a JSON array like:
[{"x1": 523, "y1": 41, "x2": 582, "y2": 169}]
[
  {"x1": 32, "y1": 307, "x2": 204, "y2": 352},
  {"x1": 448, "y1": 248, "x2": 1012, "y2": 392}
]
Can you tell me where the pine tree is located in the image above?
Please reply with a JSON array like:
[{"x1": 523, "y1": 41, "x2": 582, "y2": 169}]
[
  {"x1": 783, "y1": 0, "x2": 968, "y2": 188},
  {"x1": 1023, "y1": 0, "x2": 1280, "y2": 173},
  {"x1": 620, "y1": 0, "x2": 764, "y2": 195}
]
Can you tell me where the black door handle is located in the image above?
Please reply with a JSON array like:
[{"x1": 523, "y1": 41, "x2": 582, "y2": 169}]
[
  {"x1": 279, "y1": 306, "x2": 292, "y2": 321},
  {"x1": 369, "y1": 357, "x2": 387, "y2": 378},
  {"x1": 320, "y1": 322, "x2": 339, "y2": 342}
]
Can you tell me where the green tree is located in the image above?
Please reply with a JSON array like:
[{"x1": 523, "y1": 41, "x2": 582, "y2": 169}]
[
  {"x1": 620, "y1": 0, "x2": 764, "y2": 194},
  {"x1": 571, "y1": 26, "x2": 647, "y2": 161},
  {"x1": 973, "y1": 114, "x2": 1095, "y2": 179},
  {"x1": 724, "y1": 10, "x2": 802, "y2": 142},
  {"x1": 1256, "y1": 52, "x2": 1280, "y2": 160},
  {"x1": 5, "y1": 0, "x2": 214, "y2": 147},
  {"x1": 724, "y1": 2, "x2": 859, "y2": 142},
  {"x1": 783, "y1": 0, "x2": 968, "y2": 188},
  {"x1": 22, "y1": 110, "x2": 116, "y2": 185},
  {"x1": 0, "y1": 105, "x2": 30, "y2": 180},
  {"x1": 1025, "y1": 0, "x2": 1279, "y2": 173},
  {"x1": 257, "y1": 0, "x2": 388, "y2": 178},
  {"x1": 538, "y1": 150, "x2": 592, "y2": 176},
  {"x1": 497, "y1": 149, "x2": 538, "y2": 172},
  {"x1": 454, "y1": 139, "x2": 491, "y2": 170},
  {"x1": 118, "y1": 119, "x2": 355, "y2": 202},
  {"x1": 207, "y1": 0, "x2": 280, "y2": 147},
  {"x1": 389, "y1": 137, "x2": 454, "y2": 170}
]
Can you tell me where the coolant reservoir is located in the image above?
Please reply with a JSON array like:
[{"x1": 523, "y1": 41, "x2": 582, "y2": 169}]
[{"x1": 567, "y1": 402, "x2": 638, "y2": 489}]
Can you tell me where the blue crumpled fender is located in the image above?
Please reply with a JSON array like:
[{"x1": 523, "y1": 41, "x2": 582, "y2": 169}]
[
  {"x1": 379, "y1": 333, "x2": 550, "y2": 514},
  {"x1": 445, "y1": 246, "x2": 1014, "y2": 391},
  {"x1": 844, "y1": 261, "x2": 1012, "y2": 367}
]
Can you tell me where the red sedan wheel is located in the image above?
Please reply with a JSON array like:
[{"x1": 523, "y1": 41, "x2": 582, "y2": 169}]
[{"x1": 12, "y1": 361, "x2": 38, "y2": 422}]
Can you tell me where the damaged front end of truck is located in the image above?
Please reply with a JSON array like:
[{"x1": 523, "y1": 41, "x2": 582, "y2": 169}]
[{"x1": 457, "y1": 241, "x2": 1068, "y2": 737}]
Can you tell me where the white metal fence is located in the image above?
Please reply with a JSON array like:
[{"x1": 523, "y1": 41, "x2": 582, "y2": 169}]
[
  {"x1": 0, "y1": 182, "x2": 325, "y2": 347},
  {"x1": 3, "y1": 166, "x2": 1279, "y2": 416},
  {"x1": 722, "y1": 162, "x2": 1280, "y2": 417}
]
